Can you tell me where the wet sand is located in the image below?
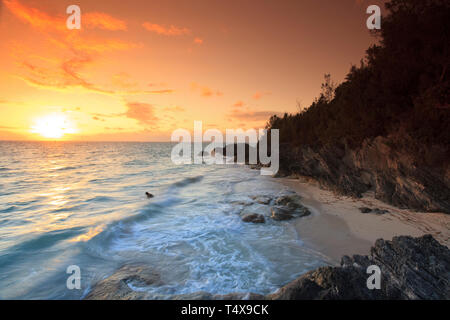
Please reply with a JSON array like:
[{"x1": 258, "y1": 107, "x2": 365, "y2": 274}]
[{"x1": 280, "y1": 177, "x2": 450, "y2": 264}]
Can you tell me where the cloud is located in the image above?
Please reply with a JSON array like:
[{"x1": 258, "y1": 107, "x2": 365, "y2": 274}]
[
  {"x1": 104, "y1": 127, "x2": 125, "y2": 131},
  {"x1": 229, "y1": 108, "x2": 280, "y2": 122},
  {"x1": 17, "y1": 58, "x2": 116, "y2": 94},
  {"x1": 142, "y1": 22, "x2": 191, "y2": 36},
  {"x1": 111, "y1": 72, "x2": 137, "y2": 90},
  {"x1": 124, "y1": 102, "x2": 158, "y2": 126},
  {"x1": 252, "y1": 91, "x2": 271, "y2": 100},
  {"x1": 4, "y1": 0, "x2": 127, "y2": 32},
  {"x1": 61, "y1": 35, "x2": 140, "y2": 54},
  {"x1": 4, "y1": 1, "x2": 156, "y2": 95},
  {"x1": 193, "y1": 37, "x2": 203, "y2": 45},
  {"x1": 191, "y1": 82, "x2": 223, "y2": 97},
  {"x1": 3, "y1": 0, "x2": 65, "y2": 31},
  {"x1": 148, "y1": 82, "x2": 168, "y2": 87},
  {"x1": 15, "y1": 48, "x2": 173, "y2": 96},
  {"x1": 83, "y1": 12, "x2": 127, "y2": 31},
  {"x1": 163, "y1": 106, "x2": 185, "y2": 112},
  {"x1": 233, "y1": 101, "x2": 244, "y2": 107},
  {"x1": 92, "y1": 116, "x2": 106, "y2": 122}
]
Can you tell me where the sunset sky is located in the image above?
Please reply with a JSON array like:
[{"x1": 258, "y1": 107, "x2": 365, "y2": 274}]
[{"x1": 0, "y1": 0, "x2": 384, "y2": 141}]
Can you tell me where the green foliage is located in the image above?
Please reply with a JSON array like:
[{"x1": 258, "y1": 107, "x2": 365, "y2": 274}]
[{"x1": 267, "y1": 0, "x2": 450, "y2": 152}]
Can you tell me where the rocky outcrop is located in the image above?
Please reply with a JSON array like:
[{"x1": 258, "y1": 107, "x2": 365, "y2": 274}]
[
  {"x1": 239, "y1": 193, "x2": 311, "y2": 222},
  {"x1": 84, "y1": 264, "x2": 161, "y2": 300},
  {"x1": 270, "y1": 194, "x2": 311, "y2": 221},
  {"x1": 277, "y1": 136, "x2": 450, "y2": 213},
  {"x1": 251, "y1": 195, "x2": 272, "y2": 205},
  {"x1": 242, "y1": 213, "x2": 265, "y2": 223},
  {"x1": 270, "y1": 207, "x2": 296, "y2": 221},
  {"x1": 268, "y1": 234, "x2": 450, "y2": 300}
]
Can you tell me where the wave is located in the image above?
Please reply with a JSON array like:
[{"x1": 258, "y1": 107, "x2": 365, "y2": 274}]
[
  {"x1": 0, "y1": 205, "x2": 18, "y2": 213},
  {"x1": 172, "y1": 176, "x2": 204, "y2": 188},
  {"x1": 0, "y1": 226, "x2": 85, "y2": 270},
  {"x1": 54, "y1": 166, "x2": 80, "y2": 171},
  {"x1": 85, "y1": 196, "x2": 115, "y2": 203}
]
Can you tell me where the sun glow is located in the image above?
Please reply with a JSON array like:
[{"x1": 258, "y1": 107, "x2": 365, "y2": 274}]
[{"x1": 31, "y1": 114, "x2": 78, "y2": 139}]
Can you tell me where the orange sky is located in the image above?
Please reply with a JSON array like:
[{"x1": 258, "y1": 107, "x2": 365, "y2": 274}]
[{"x1": 0, "y1": 0, "x2": 384, "y2": 141}]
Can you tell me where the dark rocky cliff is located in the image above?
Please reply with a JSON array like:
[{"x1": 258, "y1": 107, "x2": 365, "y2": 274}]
[{"x1": 277, "y1": 135, "x2": 450, "y2": 213}]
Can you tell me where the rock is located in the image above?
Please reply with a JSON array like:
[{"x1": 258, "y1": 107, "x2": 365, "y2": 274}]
[
  {"x1": 231, "y1": 198, "x2": 253, "y2": 206},
  {"x1": 268, "y1": 235, "x2": 450, "y2": 300},
  {"x1": 242, "y1": 213, "x2": 265, "y2": 223},
  {"x1": 270, "y1": 193, "x2": 311, "y2": 221},
  {"x1": 251, "y1": 195, "x2": 272, "y2": 205},
  {"x1": 274, "y1": 194, "x2": 300, "y2": 207},
  {"x1": 84, "y1": 264, "x2": 161, "y2": 300},
  {"x1": 359, "y1": 207, "x2": 389, "y2": 214},
  {"x1": 274, "y1": 194, "x2": 310, "y2": 216},
  {"x1": 359, "y1": 207, "x2": 372, "y2": 213},
  {"x1": 373, "y1": 208, "x2": 389, "y2": 214},
  {"x1": 271, "y1": 207, "x2": 295, "y2": 221}
]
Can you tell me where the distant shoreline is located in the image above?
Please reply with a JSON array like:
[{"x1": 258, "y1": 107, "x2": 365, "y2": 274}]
[{"x1": 278, "y1": 176, "x2": 450, "y2": 263}]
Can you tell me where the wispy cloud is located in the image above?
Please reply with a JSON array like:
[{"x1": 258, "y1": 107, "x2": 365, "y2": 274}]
[
  {"x1": 83, "y1": 12, "x2": 127, "y2": 31},
  {"x1": 252, "y1": 91, "x2": 271, "y2": 100},
  {"x1": 142, "y1": 22, "x2": 191, "y2": 36},
  {"x1": 163, "y1": 106, "x2": 185, "y2": 112},
  {"x1": 229, "y1": 108, "x2": 279, "y2": 121},
  {"x1": 191, "y1": 82, "x2": 223, "y2": 97},
  {"x1": 4, "y1": 0, "x2": 127, "y2": 32},
  {"x1": 3, "y1": 0, "x2": 164, "y2": 96},
  {"x1": 3, "y1": 0, "x2": 65, "y2": 31},
  {"x1": 193, "y1": 37, "x2": 203, "y2": 45},
  {"x1": 124, "y1": 102, "x2": 159, "y2": 126},
  {"x1": 90, "y1": 102, "x2": 160, "y2": 128}
]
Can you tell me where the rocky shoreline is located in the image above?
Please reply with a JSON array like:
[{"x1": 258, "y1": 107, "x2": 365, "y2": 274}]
[
  {"x1": 84, "y1": 186, "x2": 450, "y2": 300},
  {"x1": 85, "y1": 234, "x2": 449, "y2": 300},
  {"x1": 83, "y1": 154, "x2": 450, "y2": 300}
]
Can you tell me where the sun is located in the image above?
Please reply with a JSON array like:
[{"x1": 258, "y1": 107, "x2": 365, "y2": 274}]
[{"x1": 31, "y1": 114, "x2": 78, "y2": 139}]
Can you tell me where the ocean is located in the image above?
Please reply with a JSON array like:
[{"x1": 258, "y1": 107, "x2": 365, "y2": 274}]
[{"x1": 0, "y1": 141, "x2": 327, "y2": 299}]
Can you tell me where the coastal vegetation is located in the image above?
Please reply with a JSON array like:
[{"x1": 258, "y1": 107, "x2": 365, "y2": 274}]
[{"x1": 267, "y1": 0, "x2": 449, "y2": 157}]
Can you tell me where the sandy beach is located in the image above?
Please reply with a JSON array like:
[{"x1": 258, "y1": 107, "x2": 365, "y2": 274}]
[{"x1": 280, "y1": 177, "x2": 450, "y2": 263}]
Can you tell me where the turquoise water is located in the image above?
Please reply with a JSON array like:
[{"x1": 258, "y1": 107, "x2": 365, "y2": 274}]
[{"x1": 0, "y1": 141, "x2": 326, "y2": 299}]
